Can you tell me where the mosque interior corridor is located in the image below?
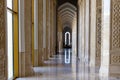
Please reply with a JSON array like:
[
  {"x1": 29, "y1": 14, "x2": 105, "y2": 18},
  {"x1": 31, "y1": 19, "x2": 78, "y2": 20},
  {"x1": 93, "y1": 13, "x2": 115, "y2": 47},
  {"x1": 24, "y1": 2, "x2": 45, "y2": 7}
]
[{"x1": 0, "y1": 0, "x2": 120, "y2": 80}]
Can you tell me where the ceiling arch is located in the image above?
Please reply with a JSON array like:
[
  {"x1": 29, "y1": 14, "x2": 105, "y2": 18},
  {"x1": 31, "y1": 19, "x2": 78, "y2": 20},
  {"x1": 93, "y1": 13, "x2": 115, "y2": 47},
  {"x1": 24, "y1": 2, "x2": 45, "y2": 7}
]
[
  {"x1": 57, "y1": 0, "x2": 78, "y2": 7},
  {"x1": 58, "y1": 2, "x2": 77, "y2": 28}
]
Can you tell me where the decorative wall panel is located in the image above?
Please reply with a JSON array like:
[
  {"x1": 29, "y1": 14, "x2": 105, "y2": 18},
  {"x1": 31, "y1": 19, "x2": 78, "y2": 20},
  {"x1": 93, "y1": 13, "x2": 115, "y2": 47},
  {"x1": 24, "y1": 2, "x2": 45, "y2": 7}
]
[
  {"x1": 96, "y1": 0, "x2": 102, "y2": 59},
  {"x1": 111, "y1": 54, "x2": 120, "y2": 65},
  {"x1": 111, "y1": 0, "x2": 120, "y2": 49}
]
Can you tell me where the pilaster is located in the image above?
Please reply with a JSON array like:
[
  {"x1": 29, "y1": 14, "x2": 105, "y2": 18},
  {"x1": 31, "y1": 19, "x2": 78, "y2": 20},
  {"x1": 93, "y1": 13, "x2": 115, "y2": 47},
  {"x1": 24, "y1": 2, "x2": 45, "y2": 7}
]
[
  {"x1": 38, "y1": 0, "x2": 44, "y2": 66},
  {"x1": 0, "y1": 0, "x2": 7, "y2": 79},
  {"x1": 19, "y1": 0, "x2": 34, "y2": 77}
]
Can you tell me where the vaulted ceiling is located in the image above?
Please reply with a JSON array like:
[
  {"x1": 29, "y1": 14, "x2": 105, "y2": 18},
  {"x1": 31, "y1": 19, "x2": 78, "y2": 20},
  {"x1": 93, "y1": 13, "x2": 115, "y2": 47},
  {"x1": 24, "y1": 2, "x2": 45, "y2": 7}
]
[
  {"x1": 58, "y1": 2, "x2": 77, "y2": 29},
  {"x1": 57, "y1": 0, "x2": 78, "y2": 7}
]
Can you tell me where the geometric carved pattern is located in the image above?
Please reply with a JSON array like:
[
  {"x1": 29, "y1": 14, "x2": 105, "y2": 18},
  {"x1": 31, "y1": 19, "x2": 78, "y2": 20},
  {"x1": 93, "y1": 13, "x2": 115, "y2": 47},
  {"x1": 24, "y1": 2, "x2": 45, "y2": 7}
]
[
  {"x1": 111, "y1": 0, "x2": 120, "y2": 49},
  {"x1": 0, "y1": 0, "x2": 6, "y2": 80},
  {"x1": 111, "y1": 54, "x2": 120, "y2": 65},
  {"x1": 96, "y1": 0, "x2": 102, "y2": 58}
]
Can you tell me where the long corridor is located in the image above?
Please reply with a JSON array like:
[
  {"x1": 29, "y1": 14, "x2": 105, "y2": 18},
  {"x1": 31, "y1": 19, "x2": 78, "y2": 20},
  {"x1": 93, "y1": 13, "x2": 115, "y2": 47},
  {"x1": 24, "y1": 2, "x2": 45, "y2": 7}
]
[
  {"x1": 1, "y1": 0, "x2": 120, "y2": 79},
  {"x1": 16, "y1": 49, "x2": 120, "y2": 80}
]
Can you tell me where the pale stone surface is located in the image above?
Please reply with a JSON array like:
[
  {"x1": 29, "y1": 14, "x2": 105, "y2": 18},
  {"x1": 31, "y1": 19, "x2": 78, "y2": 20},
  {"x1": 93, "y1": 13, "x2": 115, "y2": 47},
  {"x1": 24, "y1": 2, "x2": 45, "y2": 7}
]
[
  {"x1": 90, "y1": 0, "x2": 97, "y2": 68},
  {"x1": 78, "y1": 0, "x2": 90, "y2": 64},
  {"x1": 99, "y1": 0, "x2": 111, "y2": 77},
  {"x1": 16, "y1": 50, "x2": 120, "y2": 80},
  {"x1": 85, "y1": 0, "x2": 90, "y2": 63}
]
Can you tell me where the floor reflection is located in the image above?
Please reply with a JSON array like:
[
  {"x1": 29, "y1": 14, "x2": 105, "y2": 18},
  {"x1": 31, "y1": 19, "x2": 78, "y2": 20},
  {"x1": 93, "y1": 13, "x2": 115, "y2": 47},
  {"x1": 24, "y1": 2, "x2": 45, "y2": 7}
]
[
  {"x1": 64, "y1": 49, "x2": 71, "y2": 64},
  {"x1": 16, "y1": 49, "x2": 120, "y2": 80}
]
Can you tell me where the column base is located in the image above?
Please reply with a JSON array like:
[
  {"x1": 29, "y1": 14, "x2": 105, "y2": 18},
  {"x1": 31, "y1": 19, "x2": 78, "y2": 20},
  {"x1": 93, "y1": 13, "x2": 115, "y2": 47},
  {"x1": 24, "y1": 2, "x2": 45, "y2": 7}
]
[
  {"x1": 19, "y1": 52, "x2": 35, "y2": 77},
  {"x1": 34, "y1": 49, "x2": 39, "y2": 67}
]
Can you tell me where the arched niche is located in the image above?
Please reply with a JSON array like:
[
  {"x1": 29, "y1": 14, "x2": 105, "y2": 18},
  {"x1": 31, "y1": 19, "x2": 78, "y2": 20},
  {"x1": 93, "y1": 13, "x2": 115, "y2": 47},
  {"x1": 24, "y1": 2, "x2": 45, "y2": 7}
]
[{"x1": 63, "y1": 27, "x2": 72, "y2": 48}]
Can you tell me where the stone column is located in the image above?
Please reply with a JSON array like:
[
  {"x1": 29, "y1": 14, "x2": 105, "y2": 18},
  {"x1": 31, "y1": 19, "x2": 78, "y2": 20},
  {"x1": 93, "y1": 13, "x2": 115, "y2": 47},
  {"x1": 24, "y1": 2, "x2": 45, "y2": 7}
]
[
  {"x1": 50, "y1": 0, "x2": 54, "y2": 57},
  {"x1": 78, "y1": 0, "x2": 82, "y2": 61},
  {"x1": 0, "y1": 0, "x2": 7, "y2": 79},
  {"x1": 78, "y1": 0, "x2": 85, "y2": 63},
  {"x1": 24, "y1": 0, "x2": 34, "y2": 76},
  {"x1": 100, "y1": 0, "x2": 120, "y2": 77},
  {"x1": 50, "y1": 1, "x2": 53, "y2": 57},
  {"x1": 48, "y1": 0, "x2": 51, "y2": 58},
  {"x1": 85, "y1": 0, "x2": 90, "y2": 63},
  {"x1": 53, "y1": 0, "x2": 57, "y2": 54},
  {"x1": 34, "y1": 0, "x2": 39, "y2": 66},
  {"x1": 19, "y1": 0, "x2": 34, "y2": 77},
  {"x1": 38, "y1": 0, "x2": 44, "y2": 66},
  {"x1": 99, "y1": 0, "x2": 111, "y2": 77},
  {"x1": 81, "y1": 0, "x2": 85, "y2": 63},
  {"x1": 50, "y1": 0, "x2": 56, "y2": 55},
  {"x1": 72, "y1": 15, "x2": 77, "y2": 55},
  {"x1": 44, "y1": 0, "x2": 50, "y2": 60},
  {"x1": 57, "y1": 16, "x2": 63, "y2": 53},
  {"x1": 89, "y1": 0, "x2": 97, "y2": 68},
  {"x1": 43, "y1": 0, "x2": 47, "y2": 60},
  {"x1": 88, "y1": 0, "x2": 102, "y2": 68}
]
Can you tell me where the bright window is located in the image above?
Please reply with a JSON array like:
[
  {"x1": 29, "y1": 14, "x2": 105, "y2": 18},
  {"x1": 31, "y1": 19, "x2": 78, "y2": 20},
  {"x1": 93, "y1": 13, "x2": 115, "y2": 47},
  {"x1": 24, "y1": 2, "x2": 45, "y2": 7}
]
[
  {"x1": 65, "y1": 32, "x2": 71, "y2": 45},
  {"x1": 7, "y1": 0, "x2": 12, "y2": 9},
  {"x1": 7, "y1": 0, "x2": 14, "y2": 79}
]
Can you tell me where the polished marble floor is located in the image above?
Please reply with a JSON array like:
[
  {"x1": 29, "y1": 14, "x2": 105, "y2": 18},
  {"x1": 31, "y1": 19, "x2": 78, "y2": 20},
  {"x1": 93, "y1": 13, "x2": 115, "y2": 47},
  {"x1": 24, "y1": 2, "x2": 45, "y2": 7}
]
[{"x1": 16, "y1": 49, "x2": 120, "y2": 80}]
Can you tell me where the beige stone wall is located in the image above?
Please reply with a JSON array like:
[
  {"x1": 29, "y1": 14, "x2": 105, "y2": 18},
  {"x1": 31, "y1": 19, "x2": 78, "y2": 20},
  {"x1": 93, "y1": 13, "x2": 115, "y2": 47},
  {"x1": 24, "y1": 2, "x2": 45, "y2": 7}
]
[{"x1": 0, "y1": 0, "x2": 7, "y2": 80}]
